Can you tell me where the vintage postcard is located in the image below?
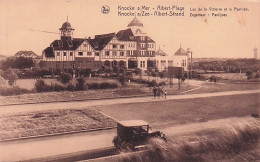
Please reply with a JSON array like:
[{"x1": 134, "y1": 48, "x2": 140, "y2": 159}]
[{"x1": 0, "y1": 0, "x2": 259, "y2": 161}]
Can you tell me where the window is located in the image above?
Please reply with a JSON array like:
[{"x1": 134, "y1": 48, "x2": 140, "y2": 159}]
[
  {"x1": 57, "y1": 52, "x2": 60, "y2": 56},
  {"x1": 130, "y1": 36, "x2": 134, "y2": 40},
  {"x1": 57, "y1": 40, "x2": 63, "y2": 47},
  {"x1": 140, "y1": 61, "x2": 145, "y2": 68},
  {"x1": 130, "y1": 50, "x2": 134, "y2": 56},
  {"x1": 84, "y1": 44, "x2": 87, "y2": 47},
  {"x1": 70, "y1": 52, "x2": 73, "y2": 56},
  {"x1": 112, "y1": 51, "x2": 117, "y2": 57},
  {"x1": 63, "y1": 52, "x2": 67, "y2": 56},
  {"x1": 78, "y1": 52, "x2": 83, "y2": 56},
  {"x1": 120, "y1": 51, "x2": 124, "y2": 56},
  {"x1": 140, "y1": 43, "x2": 146, "y2": 48},
  {"x1": 87, "y1": 52, "x2": 92, "y2": 56},
  {"x1": 140, "y1": 36, "x2": 145, "y2": 41},
  {"x1": 140, "y1": 50, "x2": 146, "y2": 55},
  {"x1": 67, "y1": 40, "x2": 73, "y2": 47},
  {"x1": 105, "y1": 51, "x2": 110, "y2": 56},
  {"x1": 95, "y1": 52, "x2": 99, "y2": 56},
  {"x1": 120, "y1": 45, "x2": 124, "y2": 49},
  {"x1": 112, "y1": 44, "x2": 117, "y2": 49}
]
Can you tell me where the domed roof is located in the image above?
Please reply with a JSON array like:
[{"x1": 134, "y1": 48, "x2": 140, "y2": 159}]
[
  {"x1": 127, "y1": 17, "x2": 143, "y2": 27},
  {"x1": 60, "y1": 22, "x2": 74, "y2": 30}
]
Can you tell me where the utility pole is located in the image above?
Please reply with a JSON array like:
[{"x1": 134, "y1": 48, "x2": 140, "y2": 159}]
[{"x1": 190, "y1": 51, "x2": 193, "y2": 79}]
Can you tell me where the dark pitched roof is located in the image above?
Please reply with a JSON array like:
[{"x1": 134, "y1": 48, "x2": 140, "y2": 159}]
[
  {"x1": 147, "y1": 37, "x2": 155, "y2": 43},
  {"x1": 175, "y1": 48, "x2": 188, "y2": 56},
  {"x1": 116, "y1": 29, "x2": 136, "y2": 41},
  {"x1": 50, "y1": 38, "x2": 85, "y2": 50},
  {"x1": 127, "y1": 17, "x2": 143, "y2": 27},
  {"x1": 43, "y1": 47, "x2": 55, "y2": 57},
  {"x1": 88, "y1": 33, "x2": 115, "y2": 50}
]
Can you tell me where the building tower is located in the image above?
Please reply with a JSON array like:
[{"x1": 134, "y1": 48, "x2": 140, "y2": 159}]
[
  {"x1": 254, "y1": 47, "x2": 258, "y2": 59},
  {"x1": 127, "y1": 17, "x2": 146, "y2": 36},
  {"x1": 59, "y1": 18, "x2": 74, "y2": 41}
]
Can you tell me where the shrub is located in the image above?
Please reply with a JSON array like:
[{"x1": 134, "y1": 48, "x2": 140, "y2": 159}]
[
  {"x1": 87, "y1": 83, "x2": 100, "y2": 89},
  {"x1": 87, "y1": 82, "x2": 118, "y2": 90},
  {"x1": 134, "y1": 68, "x2": 141, "y2": 75},
  {"x1": 59, "y1": 72, "x2": 71, "y2": 84},
  {"x1": 67, "y1": 83, "x2": 75, "y2": 91},
  {"x1": 148, "y1": 80, "x2": 158, "y2": 87},
  {"x1": 0, "y1": 86, "x2": 32, "y2": 96},
  {"x1": 246, "y1": 71, "x2": 253, "y2": 79},
  {"x1": 75, "y1": 77, "x2": 86, "y2": 91},
  {"x1": 100, "y1": 82, "x2": 118, "y2": 89},
  {"x1": 151, "y1": 71, "x2": 157, "y2": 77},
  {"x1": 2, "y1": 68, "x2": 18, "y2": 86},
  {"x1": 0, "y1": 76, "x2": 6, "y2": 88},
  {"x1": 119, "y1": 75, "x2": 127, "y2": 86},
  {"x1": 119, "y1": 67, "x2": 126, "y2": 74},
  {"x1": 53, "y1": 83, "x2": 66, "y2": 92},
  {"x1": 35, "y1": 79, "x2": 52, "y2": 92}
]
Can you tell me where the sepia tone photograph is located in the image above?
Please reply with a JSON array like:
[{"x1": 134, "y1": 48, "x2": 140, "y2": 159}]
[{"x1": 0, "y1": 0, "x2": 259, "y2": 161}]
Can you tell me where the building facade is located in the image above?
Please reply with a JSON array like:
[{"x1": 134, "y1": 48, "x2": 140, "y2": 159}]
[{"x1": 42, "y1": 17, "x2": 156, "y2": 71}]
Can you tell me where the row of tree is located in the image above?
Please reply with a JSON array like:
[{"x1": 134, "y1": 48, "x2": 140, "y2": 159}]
[
  {"x1": 193, "y1": 58, "x2": 260, "y2": 73},
  {"x1": 0, "y1": 57, "x2": 34, "y2": 70}
]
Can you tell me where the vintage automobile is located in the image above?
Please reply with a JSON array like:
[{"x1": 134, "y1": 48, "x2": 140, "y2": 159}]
[{"x1": 112, "y1": 120, "x2": 166, "y2": 151}]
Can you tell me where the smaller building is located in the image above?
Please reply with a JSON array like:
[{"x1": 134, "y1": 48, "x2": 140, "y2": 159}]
[
  {"x1": 172, "y1": 47, "x2": 189, "y2": 71},
  {"x1": 155, "y1": 47, "x2": 168, "y2": 71}
]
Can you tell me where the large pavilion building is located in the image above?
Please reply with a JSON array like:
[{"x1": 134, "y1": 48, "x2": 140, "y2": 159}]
[{"x1": 42, "y1": 17, "x2": 157, "y2": 71}]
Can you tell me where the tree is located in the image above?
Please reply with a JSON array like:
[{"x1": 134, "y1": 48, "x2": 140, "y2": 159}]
[
  {"x1": 2, "y1": 68, "x2": 18, "y2": 86},
  {"x1": 246, "y1": 71, "x2": 253, "y2": 79},
  {"x1": 134, "y1": 68, "x2": 141, "y2": 75},
  {"x1": 15, "y1": 57, "x2": 34, "y2": 69},
  {"x1": 119, "y1": 75, "x2": 126, "y2": 86},
  {"x1": 0, "y1": 76, "x2": 6, "y2": 88}
]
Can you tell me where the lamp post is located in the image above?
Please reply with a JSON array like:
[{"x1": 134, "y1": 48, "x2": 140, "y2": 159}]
[{"x1": 186, "y1": 48, "x2": 193, "y2": 79}]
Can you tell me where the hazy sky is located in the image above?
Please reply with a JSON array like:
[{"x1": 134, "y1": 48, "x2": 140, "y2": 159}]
[{"x1": 0, "y1": 0, "x2": 259, "y2": 58}]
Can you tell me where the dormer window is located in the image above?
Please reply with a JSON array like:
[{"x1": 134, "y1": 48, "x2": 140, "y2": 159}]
[
  {"x1": 58, "y1": 40, "x2": 63, "y2": 47},
  {"x1": 67, "y1": 40, "x2": 73, "y2": 48}
]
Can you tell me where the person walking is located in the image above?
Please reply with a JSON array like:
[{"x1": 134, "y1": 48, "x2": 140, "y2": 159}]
[
  {"x1": 157, "y1": 87, "x2": 161, "y2": 99},
  {"x1": 153, "y1": 86, "x2": 157, "y2": 99},
  {"x1": 164, "y1": 89, "x2": 167, "y2": 99}
]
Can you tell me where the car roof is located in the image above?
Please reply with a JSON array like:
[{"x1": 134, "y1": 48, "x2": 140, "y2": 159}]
[{"x1": 118, "y1": 120, "x2": 149, "y2": 127}]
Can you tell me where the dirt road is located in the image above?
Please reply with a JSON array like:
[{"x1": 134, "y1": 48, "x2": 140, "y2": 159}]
[{"x1": 0, "y1": 89, "x2": 259, "y2": 115}]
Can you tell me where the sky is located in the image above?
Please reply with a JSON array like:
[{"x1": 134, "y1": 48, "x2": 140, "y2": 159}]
[{"x1": 0, "y1": 0, "x2": 259, "y2": 58}]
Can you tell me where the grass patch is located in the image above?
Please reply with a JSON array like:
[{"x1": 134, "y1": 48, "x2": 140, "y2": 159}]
[
  {"x1": 116, "y1": 117, "x2": 260, "y2": 161},
  {"x1": 0, "y1": 108, "x2": 116, "y2": 141}
]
